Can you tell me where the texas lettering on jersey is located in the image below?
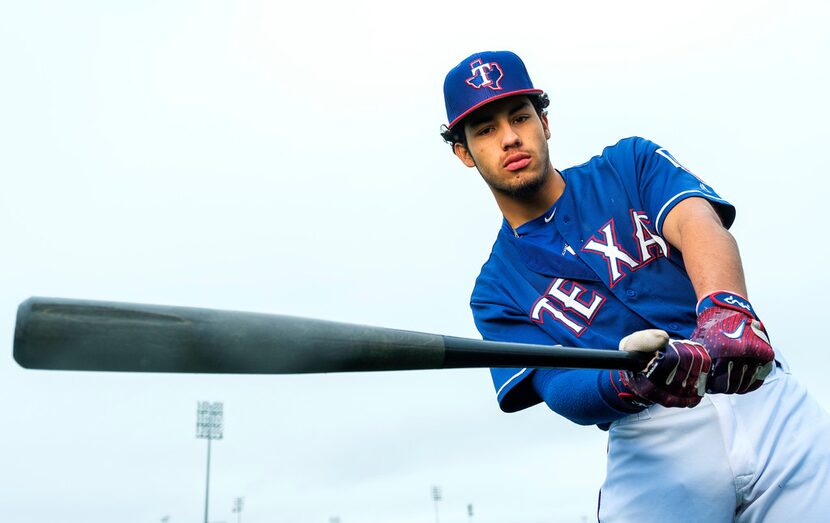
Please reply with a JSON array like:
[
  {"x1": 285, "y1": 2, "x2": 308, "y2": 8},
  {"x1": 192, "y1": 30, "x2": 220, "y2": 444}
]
[
  {"x1": 530, "y1": 278, "x2": 606, "y2": 336},
  {"x1": 582, "y1": 210, "x2": 669, "y2": 288},
  {"x1": 528, "y1": 210, "x2": 668, "y2": 336}
]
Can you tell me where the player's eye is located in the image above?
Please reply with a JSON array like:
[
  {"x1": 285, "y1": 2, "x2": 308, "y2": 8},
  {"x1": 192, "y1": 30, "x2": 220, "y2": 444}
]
[
  {"x1": 514, "y1": 114, "x2": 530, "y2": 124},
  {"x1": 476, "y1": 126, "x2": 495, "y2": 136}
]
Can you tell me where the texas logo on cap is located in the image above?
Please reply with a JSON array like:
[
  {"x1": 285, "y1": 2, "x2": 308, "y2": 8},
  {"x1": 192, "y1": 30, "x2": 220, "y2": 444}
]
[
  {"x1": 466, "y1": 59, "x2": 504, "y2": 90},
  {"x1": 444, "y1": 50, "x2": 543, "y2": 129}
]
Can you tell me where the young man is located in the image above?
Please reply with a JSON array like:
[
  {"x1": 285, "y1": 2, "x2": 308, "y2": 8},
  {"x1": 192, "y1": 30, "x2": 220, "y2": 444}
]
[{"x1": 442, "y1": 50, "x2": 830, "y2": 522}]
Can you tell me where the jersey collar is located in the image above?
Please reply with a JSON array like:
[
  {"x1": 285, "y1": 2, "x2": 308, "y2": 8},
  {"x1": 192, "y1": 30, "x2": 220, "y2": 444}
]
[{"x1": 501, "y1": 203, "x2": 558, "y2": 238}]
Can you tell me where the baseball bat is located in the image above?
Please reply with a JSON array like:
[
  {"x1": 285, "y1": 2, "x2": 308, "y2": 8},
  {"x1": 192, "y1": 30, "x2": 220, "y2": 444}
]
[{"x1": 13, "y1": 297, "x2": 652, "y2": 374}]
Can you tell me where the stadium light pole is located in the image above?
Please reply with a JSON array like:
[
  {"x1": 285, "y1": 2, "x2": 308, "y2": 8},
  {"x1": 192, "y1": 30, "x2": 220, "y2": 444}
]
[
  {"x1": 431, "y1": 486, "x2": 442, "y2": 523},
  {"x1": 196, "y1": 401, "x2": 224, "y2": 523},
  {"x1": 232, "y1": 496, "x2": 243, "y2": 523}
]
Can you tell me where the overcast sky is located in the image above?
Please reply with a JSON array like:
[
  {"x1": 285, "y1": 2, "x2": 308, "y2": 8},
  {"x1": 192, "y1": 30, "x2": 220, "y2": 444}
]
[{"x1": 1, "y1": 1, "x2": 828, "y2": 522}]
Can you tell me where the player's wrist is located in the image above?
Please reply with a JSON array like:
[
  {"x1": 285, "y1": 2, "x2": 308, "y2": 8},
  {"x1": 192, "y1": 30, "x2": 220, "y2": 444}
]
[
  {"x1": 696, "y1": 291, "x2": 759, "y2": 320},
  {"x1": 692, "y1": 291, "x2": 774, "y2": 394}
]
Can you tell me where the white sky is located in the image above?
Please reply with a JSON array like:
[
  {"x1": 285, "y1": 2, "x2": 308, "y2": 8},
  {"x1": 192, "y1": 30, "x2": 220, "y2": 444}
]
[{"x1": 1, "y1": 1, "x2": 828, "y2": 522}]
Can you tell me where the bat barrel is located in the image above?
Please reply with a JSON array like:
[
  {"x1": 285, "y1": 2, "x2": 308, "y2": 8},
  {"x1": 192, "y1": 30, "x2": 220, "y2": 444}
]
[{"x1": 14, "y1": 297, "x2": 447, "y2": 373}]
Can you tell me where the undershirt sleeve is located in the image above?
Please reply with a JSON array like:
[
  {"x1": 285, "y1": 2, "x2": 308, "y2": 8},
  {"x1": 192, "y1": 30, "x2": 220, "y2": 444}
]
[{"x1": 531, "y1": 368, "x2": 644, "y2": 427}]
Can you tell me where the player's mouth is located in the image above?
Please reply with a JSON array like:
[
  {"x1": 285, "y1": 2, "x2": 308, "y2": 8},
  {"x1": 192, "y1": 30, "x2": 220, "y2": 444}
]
[{"x1": 503, "y1": 152, "x2": 532, "y2": 172}]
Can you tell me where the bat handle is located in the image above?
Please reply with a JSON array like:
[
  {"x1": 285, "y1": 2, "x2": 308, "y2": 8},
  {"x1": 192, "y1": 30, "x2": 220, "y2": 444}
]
[{"x1": 443, "y1": 336, "x2": 656, "y2": 372}]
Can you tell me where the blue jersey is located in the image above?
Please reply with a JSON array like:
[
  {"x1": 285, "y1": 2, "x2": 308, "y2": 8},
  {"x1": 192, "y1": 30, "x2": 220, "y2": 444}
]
[{"x1": 471, "y1": 136, "x2": 735, "y2": 423}]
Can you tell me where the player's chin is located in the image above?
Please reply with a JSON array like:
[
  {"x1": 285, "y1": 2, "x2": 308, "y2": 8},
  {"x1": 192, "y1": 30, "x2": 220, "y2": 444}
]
[
  {"x1": 509, "y1": 169, "x2": 546, "y2": 191},
  {"x1": 500, "y1": 162, "x2": 535, "y2": 179}
]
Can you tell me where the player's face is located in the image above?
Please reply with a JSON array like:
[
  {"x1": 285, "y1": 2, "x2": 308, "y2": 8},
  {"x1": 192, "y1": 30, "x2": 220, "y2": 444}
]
[{"x1": 453, "y1": 96, "x2": 552, "y2": 198}]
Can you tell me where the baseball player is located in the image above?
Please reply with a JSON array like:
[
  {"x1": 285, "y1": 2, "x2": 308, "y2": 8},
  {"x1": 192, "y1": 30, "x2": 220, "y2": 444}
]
[{"x1": 441, "y1": 50, "x2": 830, "y2": 522}]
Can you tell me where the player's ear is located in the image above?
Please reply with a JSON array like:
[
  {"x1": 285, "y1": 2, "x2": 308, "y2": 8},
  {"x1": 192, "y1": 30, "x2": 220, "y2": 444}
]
[
  {"x1": 541, "y1": 112, "x2": 551, "y2": 140},
  {"x1": 453, "y1": 142, "x2": 476, "y2": 168}
]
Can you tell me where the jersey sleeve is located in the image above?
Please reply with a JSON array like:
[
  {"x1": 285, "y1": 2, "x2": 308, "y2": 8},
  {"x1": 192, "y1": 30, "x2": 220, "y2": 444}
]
[
  {"x1": 611, "y1": 137, "x2": 736, "y2": 235},
  {"x1": 470, "y1": 297, "x2": 547, "y2": 413},
  {"x1": 471, "y1": 297, "x2": 645, "y2": 425}
]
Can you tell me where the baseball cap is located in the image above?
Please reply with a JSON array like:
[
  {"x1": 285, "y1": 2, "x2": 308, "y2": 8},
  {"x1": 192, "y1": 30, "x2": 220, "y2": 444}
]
[{"x1": 443, "y1": 50, "x2": 543, "y2": 129}]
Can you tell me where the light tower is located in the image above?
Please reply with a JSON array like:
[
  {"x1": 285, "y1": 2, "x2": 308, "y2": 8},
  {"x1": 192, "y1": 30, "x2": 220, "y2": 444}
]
[
  {"x1": 196, "y1": 401, "x2": 224, "y2": 523},
  {"x1": 232, "y1": 496, "x2": 244, "y2": 523},
  {"x1": 431, "y1": 485, "x2": 443, "y2": 523}
]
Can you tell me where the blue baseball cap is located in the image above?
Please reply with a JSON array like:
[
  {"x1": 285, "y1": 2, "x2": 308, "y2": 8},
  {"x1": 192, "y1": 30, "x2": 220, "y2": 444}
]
[{"x1": 443, "y1": 50, "x2": 543, "y2": 129}]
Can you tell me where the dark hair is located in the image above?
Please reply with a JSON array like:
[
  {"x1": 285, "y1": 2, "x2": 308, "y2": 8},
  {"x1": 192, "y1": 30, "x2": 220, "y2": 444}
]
[{"x1": 440, "y1": 93, "x2": 550, "y2": 149}]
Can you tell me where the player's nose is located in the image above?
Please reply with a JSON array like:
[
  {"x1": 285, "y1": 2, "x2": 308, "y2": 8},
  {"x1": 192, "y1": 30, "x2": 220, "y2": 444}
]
[{"x1": 500, "y1": 122, "x2": 521, "y2": 149}]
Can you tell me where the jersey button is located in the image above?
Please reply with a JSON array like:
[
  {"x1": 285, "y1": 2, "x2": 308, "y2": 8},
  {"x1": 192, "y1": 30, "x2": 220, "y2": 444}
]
[
  {"x1": 669, "y1": 323, "x2": 680, "y2": 331},
  {"x1": 625, "y1": 289, "x2": 636, "y2": 298}
]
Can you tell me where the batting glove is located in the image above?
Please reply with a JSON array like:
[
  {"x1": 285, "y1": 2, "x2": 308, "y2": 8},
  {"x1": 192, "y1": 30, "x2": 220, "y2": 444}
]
[
  {"x1": 692, "y1": 291, "x2": 775, "y2": 394},
  {"x1": 616, "y1": 329, "x2": 711, "y2": 408}
]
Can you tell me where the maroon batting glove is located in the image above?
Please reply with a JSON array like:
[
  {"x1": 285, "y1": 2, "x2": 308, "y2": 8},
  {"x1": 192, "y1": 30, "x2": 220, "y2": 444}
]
[
  {"x1": 619, "y1": 338, "x2": 712, "y2": 408},
  {"x1": 692, "y1": 291, "x2": 775, "y2": 394}
]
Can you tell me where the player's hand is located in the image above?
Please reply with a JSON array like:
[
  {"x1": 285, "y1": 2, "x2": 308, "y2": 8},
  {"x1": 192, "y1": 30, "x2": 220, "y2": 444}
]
[
  {"x1": 691, "y1": 291, "x2": 775, "y2": 394},
  {"x1": 617, "y1": 329, "x2": 711, "y2": 408}
]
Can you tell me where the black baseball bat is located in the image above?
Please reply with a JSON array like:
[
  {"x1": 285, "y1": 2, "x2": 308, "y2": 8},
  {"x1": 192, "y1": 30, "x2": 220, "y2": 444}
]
[{"x1": 13, "y1": 297, "x2": 651, "y2": 374}]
